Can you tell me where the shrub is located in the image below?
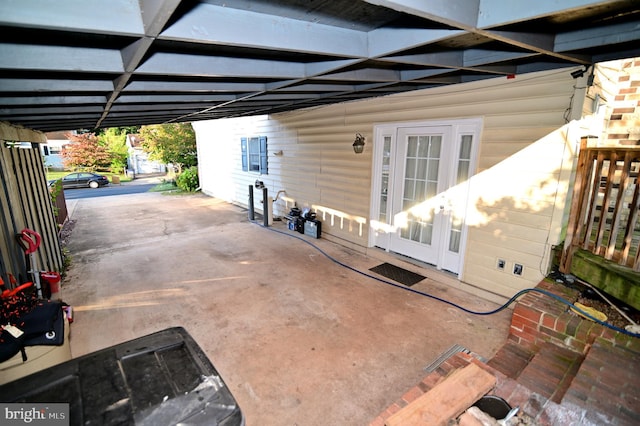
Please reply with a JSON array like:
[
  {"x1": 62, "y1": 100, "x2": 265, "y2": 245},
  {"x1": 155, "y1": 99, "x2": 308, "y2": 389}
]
[{"x1": 176, "y1": 166, "x2": 199, "y2": 192}]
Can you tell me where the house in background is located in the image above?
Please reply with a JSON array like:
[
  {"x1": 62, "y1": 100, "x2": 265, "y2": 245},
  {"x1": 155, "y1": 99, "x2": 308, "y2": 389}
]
[
  {"x1": 41, "y1": 131, "x2": 75, "y2": 170},
  {"x1": 126, "y1": 134, "x2": 166, "y2": 175},
  {"x1": 193, "y1": 60, "x2": 637, "y2": 304}
]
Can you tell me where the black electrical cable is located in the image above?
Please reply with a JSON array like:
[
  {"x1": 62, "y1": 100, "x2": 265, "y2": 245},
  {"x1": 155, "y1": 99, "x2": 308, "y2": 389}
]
[{"x1": 254, "y1": 221, "x2": 640, "y2": 338}]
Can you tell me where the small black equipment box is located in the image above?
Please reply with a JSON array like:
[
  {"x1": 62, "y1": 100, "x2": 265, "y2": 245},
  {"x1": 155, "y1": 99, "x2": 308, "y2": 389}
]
[{"x1": 304, "y1": 219, "x2": 321, "y2": 238}]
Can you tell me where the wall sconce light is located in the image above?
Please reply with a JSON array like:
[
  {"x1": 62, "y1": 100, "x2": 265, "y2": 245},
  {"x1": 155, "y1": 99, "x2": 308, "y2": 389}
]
[
  {"x1": 353, "y1": 133, "x2": 365, "y2": 154},
  {"x1": 570, "y1": 65, "x2": 588, "y2": 79}
]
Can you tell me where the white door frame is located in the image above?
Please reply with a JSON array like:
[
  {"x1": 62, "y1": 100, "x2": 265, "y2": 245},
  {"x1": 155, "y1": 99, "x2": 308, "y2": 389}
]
[{"x1": 368, "y1": 118, "x2": 482, "y2": 275}]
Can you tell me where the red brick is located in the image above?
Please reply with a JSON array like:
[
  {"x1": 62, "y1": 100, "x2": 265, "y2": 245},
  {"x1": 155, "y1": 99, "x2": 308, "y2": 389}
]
[
  {"x1": 625, "y1": 336, "x2": 640, "y2": 353},
  {"x1": 539, "y1": 325, "x2": 566, "y2": 342},
  {"x1": 598, "y1": 366, "x2": 634, "y2": 390},
  {"x1": 612, "y1": 107, "x2": 636, "y2": 114},
  {"x1": 541, "y1": 312, "x2": 556, "y2": 329},
  {"x1": 369, "y1": 416, "x2": 385, "y2": 426},
  {"x1": 512, "y1": 314, "x2": 538, "y2": 332},
  {"x1": 444, "y1": 354, "x2": 468, "y2": 369},
  {"x1": 586, "y1": 323, "x2": 605, "y2": 342},
  {"x1": 401, "y1": 386, "x2": 423, "y2": 404},
  {"x1": 510, "y1": 327, "x2": 536, "y2": 344},
  {"x1": 523, "y1": 392, "x2": 548, "y2": 418},
  {"x1": 565, "y1": 337, "x2": 587, "y2": 353},
  {"x1": 537, "y1": 280, "x2": 554, "y2": 291},
  {"x1": 565, "y1": 315, "x2": 582, "y2": 337},
  {"x1": 421, "y1": 372, "x2": 442, "y2": 390},
  {"x1": 565, "y1": 386, "x2": 589, "y2": 404},
  {"x1": 493, "y1": 377, "x2": 518, "y2": 401},
  {"x1": 519, "y1": 373, "x2": 556, "y2": 398},
  {"x1": 600, "y1": 326, "x2": 618, "y2": 340},
  {"x1": 575, "y1": 320, "x2": 594, "y2": 342},
  {"x1": 506, "y1": 383, "x2": 533, "y2": 408},
  {"x1": 583, "y1": 409, "x2": 616, "y2": 425},
  {"x1": 521, "y1": 324, "x2": 542, "y2": 343},
  {"x1": 539, "y1": 401, "x2": 586, "y2": 426},
  {"x1": 608, "y1": 133, "x2": 630, "y2": 139},
  {"x1": 383, "y1": 403, "x2": 401, "y2": 418},
  {"x1": 555, "y1": 314, "x2": 570, "y2": 334},
  {"x1": 514, "y1": 304, "x2": 543, "y2": 323},
  {"x1": 589, "y1": 396, "x2": 626, "y2": 420},
  {"x1": 619, "y1": 405, "x2": 640, "y2": 424},
  {"x1": 620, "y1": 392, "x2": 640, "y2": 410}
]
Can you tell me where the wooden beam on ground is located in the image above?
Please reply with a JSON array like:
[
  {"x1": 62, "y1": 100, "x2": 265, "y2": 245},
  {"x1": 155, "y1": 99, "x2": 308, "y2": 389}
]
[{"x1": 386, "y1": 363, "x2": 496, "y2": 426}]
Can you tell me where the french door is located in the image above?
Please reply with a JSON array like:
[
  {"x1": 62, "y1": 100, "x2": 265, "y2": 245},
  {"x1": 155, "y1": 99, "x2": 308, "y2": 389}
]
[{"x1": 371, "y1": 119, "x2": 481, "y2": 275}]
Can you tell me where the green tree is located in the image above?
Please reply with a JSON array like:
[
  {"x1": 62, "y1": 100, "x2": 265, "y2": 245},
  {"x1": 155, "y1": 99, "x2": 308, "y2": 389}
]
[
  {"x1": 61, "y1": 132, "x2": 111, "y2": 171},
  {"x1": 94, "y1": 126, "x2": 140, "y2": 137},
  {"x1": 97, "y1": 127, "x2": 130, "y2": 173},
  {"x1": 139, "y1": 123, "x2": 197, "y2": 173}
]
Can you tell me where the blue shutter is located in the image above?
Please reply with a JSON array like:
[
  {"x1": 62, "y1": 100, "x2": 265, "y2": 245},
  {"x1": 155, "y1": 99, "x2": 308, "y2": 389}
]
[
  {"x1": 259, "y1": 136, "x2": 268, "y2": 174},
  {"x1": 241, "y1": 137, "x2": 248, "y2": 171}
]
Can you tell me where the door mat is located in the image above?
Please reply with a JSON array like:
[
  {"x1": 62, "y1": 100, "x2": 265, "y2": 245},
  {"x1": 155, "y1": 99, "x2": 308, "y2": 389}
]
[{"x1": 369, "y1": 262, "x2": 426, "y2": 287}]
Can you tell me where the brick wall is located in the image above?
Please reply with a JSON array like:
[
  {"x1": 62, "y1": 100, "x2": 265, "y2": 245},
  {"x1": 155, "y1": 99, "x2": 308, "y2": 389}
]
[
  {"x1": 509, "y1": 280, "x2": 640, "y2": 355},
  {"x1": 605, "y1": 58, "x2": 640, "y2": 146}
]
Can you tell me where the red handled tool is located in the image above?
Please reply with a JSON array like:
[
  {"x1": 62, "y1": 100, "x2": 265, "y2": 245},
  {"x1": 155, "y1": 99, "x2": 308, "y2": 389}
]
[{"x1": 16, "y1": 228, "x2": 43, "y2": 298}]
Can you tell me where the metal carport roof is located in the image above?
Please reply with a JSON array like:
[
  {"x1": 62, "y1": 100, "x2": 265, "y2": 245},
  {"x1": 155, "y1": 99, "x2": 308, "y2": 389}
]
[{"x1": 0, "y1": 0, "x2": 639, "y2": 132}]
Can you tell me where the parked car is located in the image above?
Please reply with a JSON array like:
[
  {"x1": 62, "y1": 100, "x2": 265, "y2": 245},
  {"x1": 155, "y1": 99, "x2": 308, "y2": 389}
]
[{"x1": 58, "y1": 172, "x2": 110, "y2": 189}]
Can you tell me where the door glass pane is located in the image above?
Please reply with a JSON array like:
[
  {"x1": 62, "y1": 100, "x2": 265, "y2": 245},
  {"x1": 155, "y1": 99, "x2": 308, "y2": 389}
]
[
  {"x1": 415, "y1": 180, "x2": 426, "y2": 199},
  {"x1": 459, "y1": 135, "x2": 472, "y2": 159},
  {"x1": 456, "y1": 135, "x2": 472, "y2": 184},
  {"x1": 421, "y1": 219, "x2": 433, "y2": 244},
  {"x1": 407, "y1": 136, "x2": 418, "y2": 157},
  {"x1": 426, "y1": 181, "x2": 438, "y2": 198},
  {"x1": 430, "y1": 136, "x2": 442, "y2": 157},
  {"x1": 248, "y1": 137, "x2": 260, "y2": 171},
  {"x1": 416, "y1": 158, "x2": 428, "y2": 179},
  {"x1": 448, "y1": 134, "x2": 473, "y2": 253},
  {"x1": 401, "y1": 134, "x2": 441, "y2": 245},
  {"x1": 417, "y1": 136, "x2": 429, "y2": 157},
  {"x1": 406, "y1": 158, "x2": 417, "y2": 178},
  {"x1": 448, "y1": 214, "x2": 462, "y2": 252},
  {"x1": 379, "y1": 136, "x2": 392, "y2": 223},
  {"x1": 427, "y1": 159, "x2": 439, "y2": 180},
  {"x1": 403, "y1": 179, "x2": 414, "y2": 200}
]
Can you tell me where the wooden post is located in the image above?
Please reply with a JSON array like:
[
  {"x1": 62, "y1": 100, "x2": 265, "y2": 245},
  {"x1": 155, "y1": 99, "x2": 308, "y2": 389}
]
[{"x1": 560, "y1": 137, "x2": 589, "y2": 273}]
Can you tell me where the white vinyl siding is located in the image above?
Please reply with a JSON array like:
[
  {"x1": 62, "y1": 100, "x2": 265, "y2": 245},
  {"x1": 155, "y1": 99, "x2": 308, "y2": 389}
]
[{"x1": 194, "y1": 67, "x2": 586, "y2": 297}]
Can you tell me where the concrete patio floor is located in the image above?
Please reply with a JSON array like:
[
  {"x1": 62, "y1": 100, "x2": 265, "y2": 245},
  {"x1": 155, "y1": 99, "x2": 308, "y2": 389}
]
[{"x1": 61, "y1": 187, "x2": 511, "y2": 425}]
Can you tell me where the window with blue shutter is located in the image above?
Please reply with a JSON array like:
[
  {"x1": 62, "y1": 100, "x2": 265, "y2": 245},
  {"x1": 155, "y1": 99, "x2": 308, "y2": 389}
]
[{"x1": 241, "y1": 136, "x2": 268, "y2": 174}]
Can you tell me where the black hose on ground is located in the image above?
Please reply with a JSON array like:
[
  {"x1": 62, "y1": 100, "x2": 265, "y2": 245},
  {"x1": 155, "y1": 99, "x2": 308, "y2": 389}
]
[{"x1": 253, "y1": 221, "x2": 640, "y2": 338}]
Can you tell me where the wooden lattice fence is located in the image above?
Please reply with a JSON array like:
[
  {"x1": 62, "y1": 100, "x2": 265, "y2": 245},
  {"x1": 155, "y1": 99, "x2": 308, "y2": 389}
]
[
  {"x1": 0, "y1": 141, "x2": 64, "y2": 286},
  {"x1": 562, "y1": 140, "x2": 640, "y2": 272}
]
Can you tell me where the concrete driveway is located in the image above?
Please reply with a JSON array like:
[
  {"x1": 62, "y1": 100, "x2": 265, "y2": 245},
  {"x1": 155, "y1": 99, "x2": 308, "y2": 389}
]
[{"x1": 62, "y1": 188, "x2": 511, "y2": 425}]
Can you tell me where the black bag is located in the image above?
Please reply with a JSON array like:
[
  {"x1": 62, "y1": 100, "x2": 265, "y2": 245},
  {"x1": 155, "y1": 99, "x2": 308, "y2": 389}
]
[
  {"x1": 21, "y1": 301, "x2": 65, "y2": 347},
  {"x1": 0, "y1": 327, "x2": 25, "y2": 362},
  {"x1": 0, "y1": 300, "x2": 65, "y2": 363}
]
